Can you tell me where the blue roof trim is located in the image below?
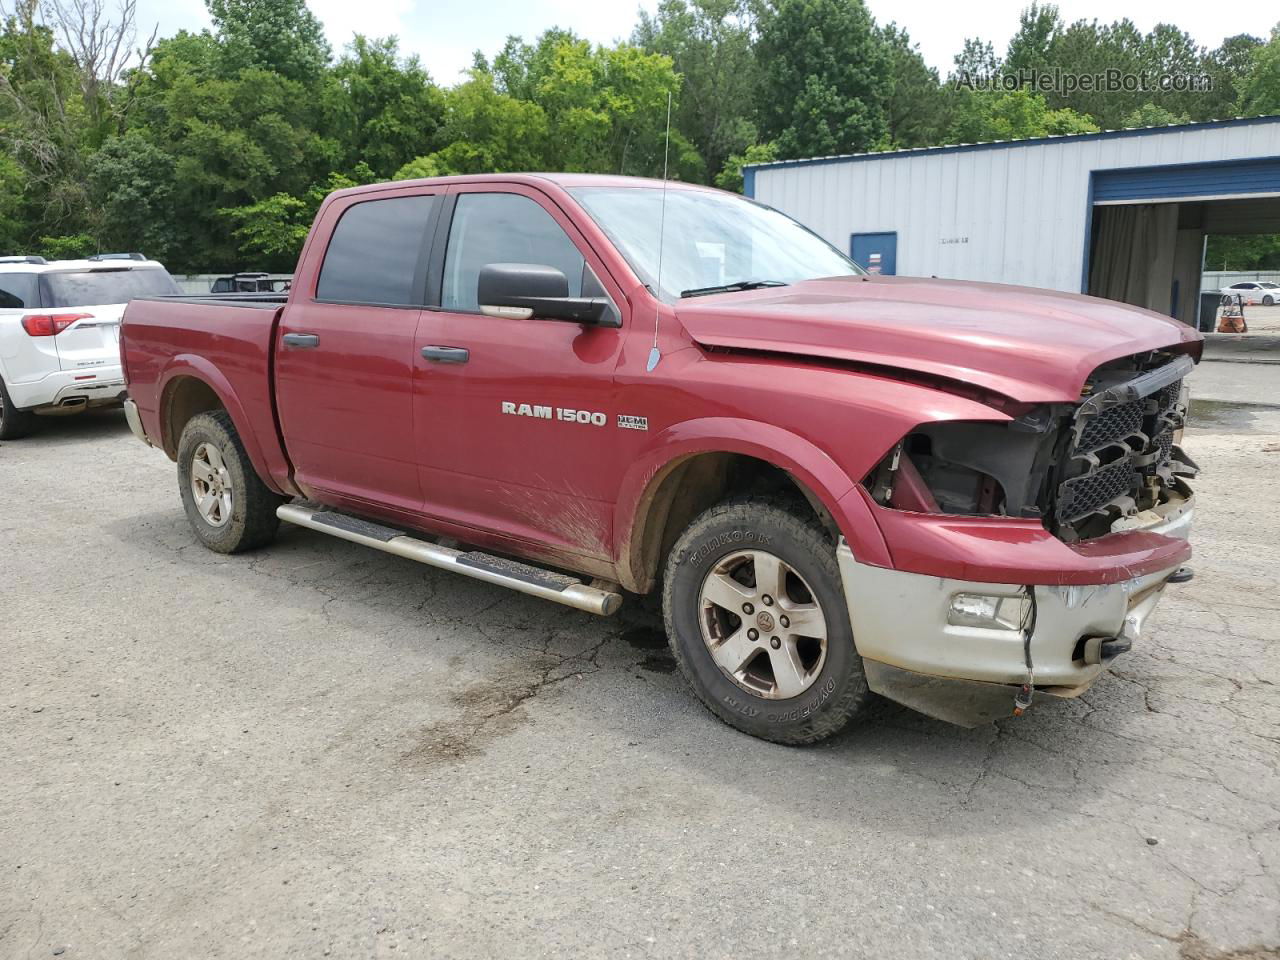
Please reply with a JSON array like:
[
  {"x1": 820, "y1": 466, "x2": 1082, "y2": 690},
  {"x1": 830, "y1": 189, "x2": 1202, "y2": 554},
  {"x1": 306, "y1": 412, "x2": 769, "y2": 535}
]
[
  {"x1": 1092, "y1": 155, "x2": 1280, "y2": 202},
  {"x1": 744, "y1": 115, "x2": 1280, "y2": 174}
]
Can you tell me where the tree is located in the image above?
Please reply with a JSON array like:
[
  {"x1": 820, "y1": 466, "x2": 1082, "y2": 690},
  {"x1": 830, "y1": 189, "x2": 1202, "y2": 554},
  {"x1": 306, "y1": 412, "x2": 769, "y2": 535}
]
[
  {"x1": 1238, "y1": 25, "x2": 1280, "y2": 116},
  {"x1": 42, "y1": 0, "x2": 156, "y2": 129},
  {"x1": 1004, "y1": 3, "x2": 1060, "y2": 73},
  {"x1": 713, "y1": 140, "x2": 775, "y2": 192},
  {"x1": 879, "y1": 24, "x2": 945, "y2": 149},
  {"x1": 1122, "y1": 103, "x2": 1189, "y2": 127},
  {"x1": 755, "y1": 0, "x2": 889, "y2": 160},
  {"x1": 206, "y1": 0, "x2": 330, "y2": 85},
  {"x1": 947, "y1": 88, "x2": 1097, "y2": 144},
  {"x1": 326, "y1": 35, "x2": 445, "y2": 178},
  {"x1": 632, "y1": 0, "x2": 758, "y2": 182},
  {"x1": 1200, "y1": 33, "x2": 1262, "y2": 120},
  {"x1": 86, "y1": 130, "x2": 177, "y2": 259}
]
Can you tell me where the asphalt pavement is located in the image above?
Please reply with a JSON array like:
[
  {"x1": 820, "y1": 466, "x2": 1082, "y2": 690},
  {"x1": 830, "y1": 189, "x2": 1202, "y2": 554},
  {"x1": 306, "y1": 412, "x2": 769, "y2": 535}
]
[{"x1": 2, "y1": 387, "x2": 1278, "y2": 958}]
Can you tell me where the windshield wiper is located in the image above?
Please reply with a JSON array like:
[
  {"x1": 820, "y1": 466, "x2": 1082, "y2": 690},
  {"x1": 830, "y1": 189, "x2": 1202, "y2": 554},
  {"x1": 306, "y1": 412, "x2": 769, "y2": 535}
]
[{"x1": 679, "y1": 279, "x2": 788, "y2": 298}]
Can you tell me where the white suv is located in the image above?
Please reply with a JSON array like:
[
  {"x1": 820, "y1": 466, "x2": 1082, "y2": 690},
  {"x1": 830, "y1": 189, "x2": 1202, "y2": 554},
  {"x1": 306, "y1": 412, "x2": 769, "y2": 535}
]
[{"x1": 0, "y1": 254, "x2": 179, "y2": 439}]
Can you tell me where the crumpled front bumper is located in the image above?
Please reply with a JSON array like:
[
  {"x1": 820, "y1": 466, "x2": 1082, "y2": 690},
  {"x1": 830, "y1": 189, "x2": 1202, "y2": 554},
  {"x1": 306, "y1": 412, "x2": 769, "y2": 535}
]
[{"x1": 837, "y1": 501, "x2": 1192, "y2": 725}]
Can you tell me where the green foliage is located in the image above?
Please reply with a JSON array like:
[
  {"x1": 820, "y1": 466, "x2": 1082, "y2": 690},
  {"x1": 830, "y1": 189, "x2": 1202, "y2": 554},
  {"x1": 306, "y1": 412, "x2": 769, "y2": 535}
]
[
  {"x1": 948, "y1": 88, "x2": 1097, "y2": 144},
  {"x1": 1122, "y1": 103, "x2": 1190, "y2": 128},
  {"x1": 633, "y1": 0, "x2": 759, "y2": 181},
  {"x1": 755, "y1": 0, "x2": 889, "y2": 159},
  {"x1": 1238, "y1": 25, "x2": 1280, "y2": 116},
  {"x1": 206, "y1": 0, "x2": 331, "y2": 85},
  {"x1": 714, "y1": 141, "x2": 777, "y2": 193},
  {"x1": 1, "y1": 0, "x2": 1273, "y2": 274},
  {"x1": 37, "y1": 233, "x2": 95, "y2": 258},
  {"x1": 879, "y1": 24, "x2": 946, "y2": 149},
  {"x1": 1205, "y1": 235, "x2": 1280, "y2": 271}
]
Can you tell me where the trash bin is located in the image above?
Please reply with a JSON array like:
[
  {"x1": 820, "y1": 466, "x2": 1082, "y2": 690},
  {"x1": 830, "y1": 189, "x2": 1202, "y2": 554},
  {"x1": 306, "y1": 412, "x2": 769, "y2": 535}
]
[{"x1": 1198, "y1": 292, "x2": 1220, "y2": 333}]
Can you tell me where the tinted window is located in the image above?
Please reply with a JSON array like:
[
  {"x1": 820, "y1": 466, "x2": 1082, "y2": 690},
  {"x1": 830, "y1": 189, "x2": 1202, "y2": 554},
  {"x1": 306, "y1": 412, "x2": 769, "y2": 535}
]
[
  {"x1": 316, "y1": 195, "x2": 435, "y2": 304},
  {"x1": 41, "y1": 267, "x2": 179, "y2": 307},
  {"x1": 442, "y1": 193, "x2": 584, "y2": 311},
  {"x1": 0, "y1": 273, "x2": 38, "y2": 309}
]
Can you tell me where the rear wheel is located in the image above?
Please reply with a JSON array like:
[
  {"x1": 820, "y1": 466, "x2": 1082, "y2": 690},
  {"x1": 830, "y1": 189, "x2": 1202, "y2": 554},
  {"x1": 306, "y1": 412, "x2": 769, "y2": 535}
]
[
  {"x1": 0, "y1": 375, "x2": 37, "y2": 440},
  {"x1": 662, "y1": 496, "x2": 870, "y2": 745},
  {"x1": 177, "y1": 410, "x2": 282, "y2": 553}
]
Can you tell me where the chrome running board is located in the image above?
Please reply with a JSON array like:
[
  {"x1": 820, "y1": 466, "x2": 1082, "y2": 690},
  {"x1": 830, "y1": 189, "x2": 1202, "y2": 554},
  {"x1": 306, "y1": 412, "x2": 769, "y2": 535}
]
[{"x1": 276, "y1": 503, "x2": 622, "y2": 616}]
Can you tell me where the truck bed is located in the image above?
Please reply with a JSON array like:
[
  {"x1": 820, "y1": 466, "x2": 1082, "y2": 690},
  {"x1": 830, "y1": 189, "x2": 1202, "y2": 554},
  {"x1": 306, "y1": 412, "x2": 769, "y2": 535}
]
[{"x1": 121, "y1": 296, "x2": 293, "y2": 493}]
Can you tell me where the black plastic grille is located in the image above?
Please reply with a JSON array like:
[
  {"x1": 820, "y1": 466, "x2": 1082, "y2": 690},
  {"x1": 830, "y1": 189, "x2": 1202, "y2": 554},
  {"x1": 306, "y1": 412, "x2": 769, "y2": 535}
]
[
  {"x1": 1057, "y1": 457, "x2": 1137, "y2": 523},
  {"x1": 1077, "y1": 400, "x2": 1143, "y2": 451}
]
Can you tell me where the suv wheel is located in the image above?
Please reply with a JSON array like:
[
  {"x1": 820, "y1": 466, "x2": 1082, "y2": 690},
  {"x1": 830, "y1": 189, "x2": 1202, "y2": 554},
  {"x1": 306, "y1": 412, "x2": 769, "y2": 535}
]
[
  {"x1": 0, "y1": 375, "x2": 37, "y2": 440},
  {"x1": 662, "y1": 496, "x2": 870, "y2": 745},
  {"x1": 177, "y1": 410, "x2": 283, "y2": 553}
]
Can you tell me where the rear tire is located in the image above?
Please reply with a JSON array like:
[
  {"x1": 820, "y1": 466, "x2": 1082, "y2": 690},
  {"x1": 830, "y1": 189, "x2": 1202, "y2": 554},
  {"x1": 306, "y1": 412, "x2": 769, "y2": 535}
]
[
  {"x1": 177, "y1": 410, "x2": 282, "y2": 553},
  {"x1": 0, "y1": 375, "x2": 38, "y2": 440},
  {"x1": 662, "y1": 496, "x2": 870, "y2": 745}
]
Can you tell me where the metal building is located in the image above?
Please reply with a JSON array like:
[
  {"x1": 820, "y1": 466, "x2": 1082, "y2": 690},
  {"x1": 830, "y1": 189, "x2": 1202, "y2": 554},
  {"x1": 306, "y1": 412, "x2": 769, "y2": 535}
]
[{"x1": 745, "y1": 115, "x2": 1280, "y2": 326}]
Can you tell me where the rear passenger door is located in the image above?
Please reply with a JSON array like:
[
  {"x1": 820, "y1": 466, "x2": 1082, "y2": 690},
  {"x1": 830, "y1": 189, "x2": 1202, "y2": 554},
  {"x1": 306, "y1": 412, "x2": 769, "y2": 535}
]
[
  {"x1": 275, "y1": 189, "x2": 440, "y2": 517},
  {"x1": 411, "y1": 185, "x2": 627, "y2": 562}
]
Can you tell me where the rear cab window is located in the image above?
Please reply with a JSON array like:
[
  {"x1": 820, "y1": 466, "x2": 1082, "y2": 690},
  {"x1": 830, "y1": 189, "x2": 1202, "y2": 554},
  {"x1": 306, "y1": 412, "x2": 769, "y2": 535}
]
[
  {"x1": 40, "y1": 267, "x2": 179, "y2": 307},
  {"x1": 316, "y1": 195, "x2": 437, "y2": 305}
]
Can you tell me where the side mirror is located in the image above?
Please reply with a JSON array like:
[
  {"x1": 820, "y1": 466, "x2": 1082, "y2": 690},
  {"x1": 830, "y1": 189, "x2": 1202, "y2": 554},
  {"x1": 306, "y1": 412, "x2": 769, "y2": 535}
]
[{"x1": 477, "y1": 263, "x2": 619, "y2": 327}]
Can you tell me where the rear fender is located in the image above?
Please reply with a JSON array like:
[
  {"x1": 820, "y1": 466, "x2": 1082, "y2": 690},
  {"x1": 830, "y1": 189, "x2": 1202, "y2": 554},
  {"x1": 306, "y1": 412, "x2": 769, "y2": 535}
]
[
  {"x1": 156, "y1": 356, "x2": 291, "y2": 495},
  {"x1": 613, "y1": 417, "x2": 891, "y2": 592}
]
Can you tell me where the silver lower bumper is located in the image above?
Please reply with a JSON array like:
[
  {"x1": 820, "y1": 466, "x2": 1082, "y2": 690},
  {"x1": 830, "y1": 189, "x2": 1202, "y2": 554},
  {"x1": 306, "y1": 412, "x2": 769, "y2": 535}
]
[{"x1": 123, "y1": 398, "x2": 152, "y2": 446}]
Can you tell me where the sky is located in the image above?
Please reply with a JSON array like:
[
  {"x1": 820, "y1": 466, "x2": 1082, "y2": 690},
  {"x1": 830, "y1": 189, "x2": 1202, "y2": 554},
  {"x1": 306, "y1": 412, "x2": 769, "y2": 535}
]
[{"x1": 133, "y1": 0, "x2": 1274, "y2": 86}]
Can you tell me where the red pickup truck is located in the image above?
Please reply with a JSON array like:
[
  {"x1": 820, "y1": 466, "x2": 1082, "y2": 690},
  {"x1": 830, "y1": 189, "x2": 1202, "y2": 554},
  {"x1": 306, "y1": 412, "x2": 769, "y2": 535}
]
[{"x1": 120, "y1": 173, "x2": 1200, "y2": 744}]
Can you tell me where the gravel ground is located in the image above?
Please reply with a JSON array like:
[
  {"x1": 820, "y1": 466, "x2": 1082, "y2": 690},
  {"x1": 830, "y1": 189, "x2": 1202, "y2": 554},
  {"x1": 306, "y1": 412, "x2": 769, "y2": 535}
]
[{"x1": 2, "y1": 396, "x2": 1279, "y2": 960}]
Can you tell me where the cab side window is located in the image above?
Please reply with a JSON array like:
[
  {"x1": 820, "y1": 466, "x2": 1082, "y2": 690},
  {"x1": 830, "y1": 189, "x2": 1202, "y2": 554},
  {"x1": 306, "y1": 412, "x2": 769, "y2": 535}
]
[
  {"x1": 442, "y1": 193, "x2": 585, "y2": 312},
  {"x1": 316, "y1": 195, "x2": 436, "y2": 305}
]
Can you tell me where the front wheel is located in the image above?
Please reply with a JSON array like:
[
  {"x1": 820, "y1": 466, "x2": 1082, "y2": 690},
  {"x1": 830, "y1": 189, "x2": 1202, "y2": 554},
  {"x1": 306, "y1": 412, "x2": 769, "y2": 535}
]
[
  {"x1": 177, "y1": 410, "x2": 283, "y2": 553},
  {"x1": 1264, "y1": 295, "x2": 1275, "y2": 307},
  {"x1": 662, "y1": 496, "x2": 870, "y2": 745}
]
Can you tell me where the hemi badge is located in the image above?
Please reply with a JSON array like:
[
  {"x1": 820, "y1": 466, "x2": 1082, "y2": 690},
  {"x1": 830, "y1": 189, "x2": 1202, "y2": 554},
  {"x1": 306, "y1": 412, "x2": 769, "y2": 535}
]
[{"x1": 617, "y1": 415, "x2": 648, "y2": 431}]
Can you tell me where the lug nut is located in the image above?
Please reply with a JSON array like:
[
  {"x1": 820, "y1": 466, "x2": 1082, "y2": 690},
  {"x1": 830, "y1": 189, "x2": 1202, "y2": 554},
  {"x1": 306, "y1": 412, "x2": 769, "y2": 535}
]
[
  {"x1": 770, "y1": 636, "x2": 781, "y2": 649},
  {"x1": 742, "y1": 602, "x2": 754, "y2": 615},
  {"x1": 780, "y1": 615, "x2": 790, "y2": 628},
  {"x1": 747, "y1": 628, "x2": 759, "y2": 641},
  {"x1": 762, "y1": 594, "x2": 774, "y2": 606}
]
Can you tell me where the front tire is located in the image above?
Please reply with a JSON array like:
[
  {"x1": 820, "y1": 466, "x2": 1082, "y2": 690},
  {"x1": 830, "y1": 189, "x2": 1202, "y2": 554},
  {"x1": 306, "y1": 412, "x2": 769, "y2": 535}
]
[
  {"x1": 1264, "y1": 295, "x2": 1275, "y2": 307},
  {"x1": 177, "y1": 410, "x2": 282, "y2": 553},
  {"x1": 0, "y1": 375, "x2": 38, "y2": 440},
  {"x1": 662, "y1": 496, "x2": 870, "y2": 745}
]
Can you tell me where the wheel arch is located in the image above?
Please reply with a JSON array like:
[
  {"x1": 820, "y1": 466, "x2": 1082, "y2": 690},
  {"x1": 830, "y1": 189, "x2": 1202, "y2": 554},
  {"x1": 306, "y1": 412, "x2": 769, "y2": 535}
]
[
  {"x1": 613, "y1": 418, "x2": 883, "y2": 594},
  {"x1": 157, "y1": 358, "x2": 285, "y2": 494}
]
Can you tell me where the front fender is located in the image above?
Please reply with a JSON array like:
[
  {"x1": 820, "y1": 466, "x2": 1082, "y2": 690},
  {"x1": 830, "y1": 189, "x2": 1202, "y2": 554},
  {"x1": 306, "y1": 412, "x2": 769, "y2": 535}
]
[{"x1": 613, "y1": 417, "x2": 892, "y2": 591}]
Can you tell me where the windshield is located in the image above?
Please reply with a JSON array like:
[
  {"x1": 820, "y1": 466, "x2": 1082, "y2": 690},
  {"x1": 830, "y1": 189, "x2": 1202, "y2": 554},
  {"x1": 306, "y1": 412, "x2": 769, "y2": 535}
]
[
  {"x1": 40, "y1": 267, "x2": 179, "y2": 307},
  {"x1": 568, "y1": 186, "x2": 862, "y2": 302}
]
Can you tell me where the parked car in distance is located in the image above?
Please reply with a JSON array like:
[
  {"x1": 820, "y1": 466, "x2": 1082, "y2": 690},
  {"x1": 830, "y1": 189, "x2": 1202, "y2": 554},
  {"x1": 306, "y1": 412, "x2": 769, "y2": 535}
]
[
  {"x1": 121, "y1": 174, "x2": 1200, "y2": 745},
  {"x1": 1218, "y1": 281, "x2": 1279, "y2": 306},
  {"x1": 210, "y1": 272, "x2": 291, "y2": 294},
  {"x1": 0, "y1": 253, "x2": 179, "y2": 439}
]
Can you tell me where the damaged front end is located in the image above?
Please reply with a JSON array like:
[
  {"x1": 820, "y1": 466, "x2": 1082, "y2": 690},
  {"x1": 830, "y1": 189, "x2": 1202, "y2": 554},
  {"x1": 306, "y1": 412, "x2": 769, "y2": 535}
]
[
  {"x1": 849, "y1": 349, "x2": 1199, "y2": 725},
  {"x1": 865, "y1": 350, "x2": 1199, "y2": 540}
]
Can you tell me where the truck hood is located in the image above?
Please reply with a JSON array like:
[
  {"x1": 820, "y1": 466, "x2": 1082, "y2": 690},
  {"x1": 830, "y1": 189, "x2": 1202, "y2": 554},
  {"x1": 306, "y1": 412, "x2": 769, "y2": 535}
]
[{"x1": 675, "y1": 275, "x2": 1202, "y2": 404}]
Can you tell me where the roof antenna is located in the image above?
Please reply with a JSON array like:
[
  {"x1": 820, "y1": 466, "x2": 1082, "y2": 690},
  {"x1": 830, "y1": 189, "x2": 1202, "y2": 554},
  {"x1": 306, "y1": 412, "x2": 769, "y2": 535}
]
[{"x1": 647, "y1": 89, "x2": 672, "y2": 374}]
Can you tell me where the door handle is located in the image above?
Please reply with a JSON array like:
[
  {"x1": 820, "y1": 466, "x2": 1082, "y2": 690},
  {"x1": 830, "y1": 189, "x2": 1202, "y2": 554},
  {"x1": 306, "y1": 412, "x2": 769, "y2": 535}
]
[
  {"x1": 282, "y1": 332, "x2": 320, "y2": 348},
  {"x1": 421, "y1": 345, "x2": 469, "y2": 364}
]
